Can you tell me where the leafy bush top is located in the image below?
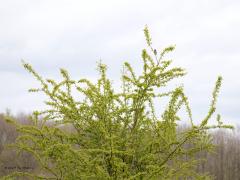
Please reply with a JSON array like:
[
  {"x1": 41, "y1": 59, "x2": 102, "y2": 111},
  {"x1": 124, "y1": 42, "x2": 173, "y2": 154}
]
[{"x1": 3, "y1": 26, "x2": 232, "y2": 180}]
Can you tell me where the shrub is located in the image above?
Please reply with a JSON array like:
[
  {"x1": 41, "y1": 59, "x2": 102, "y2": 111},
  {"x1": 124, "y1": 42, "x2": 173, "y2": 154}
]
[{"x1": 3, "y1": 27, "x2": 232, "y2": 179}]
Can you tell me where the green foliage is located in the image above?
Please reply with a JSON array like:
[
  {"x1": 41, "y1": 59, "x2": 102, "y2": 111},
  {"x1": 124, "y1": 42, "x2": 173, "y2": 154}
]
[{"x1": 2, "y1": 26, "x2": 233, "y2": 180}]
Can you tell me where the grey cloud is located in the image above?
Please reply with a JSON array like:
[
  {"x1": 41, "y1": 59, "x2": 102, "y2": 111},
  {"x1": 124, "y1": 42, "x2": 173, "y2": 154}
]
[{"x1": 0, "y1": 0, "x2": 239, "y2": 124}]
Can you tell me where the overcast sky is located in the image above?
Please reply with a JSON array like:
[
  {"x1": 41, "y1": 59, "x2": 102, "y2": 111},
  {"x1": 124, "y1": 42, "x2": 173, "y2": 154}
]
[{"x1": 0, "y1": 0, "x2": 239, "y2": 125}]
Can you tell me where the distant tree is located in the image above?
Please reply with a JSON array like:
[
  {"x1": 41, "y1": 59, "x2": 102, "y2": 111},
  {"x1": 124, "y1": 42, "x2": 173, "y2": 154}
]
[
  {"x1": 195, "y1": 129, "x2": 240, "y2": 180},
  {"x1": 3, "y1": 27, "x2": 233, "y2": 179},
  {"x1": 0, "y1": 113, "x2": 37, "y2": 178}
]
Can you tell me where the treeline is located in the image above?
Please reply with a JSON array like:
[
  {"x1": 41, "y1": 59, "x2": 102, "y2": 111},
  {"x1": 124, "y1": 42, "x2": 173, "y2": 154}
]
[
  {"x1": 197, "y1": 128, "x2": 240, "y2": 179},
  {"x1": 0, "y1": 113, "x2": 37, "y2": 178},
  {"x1": 0, "y1": 112, "x2": 239, "y2": 179}
]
